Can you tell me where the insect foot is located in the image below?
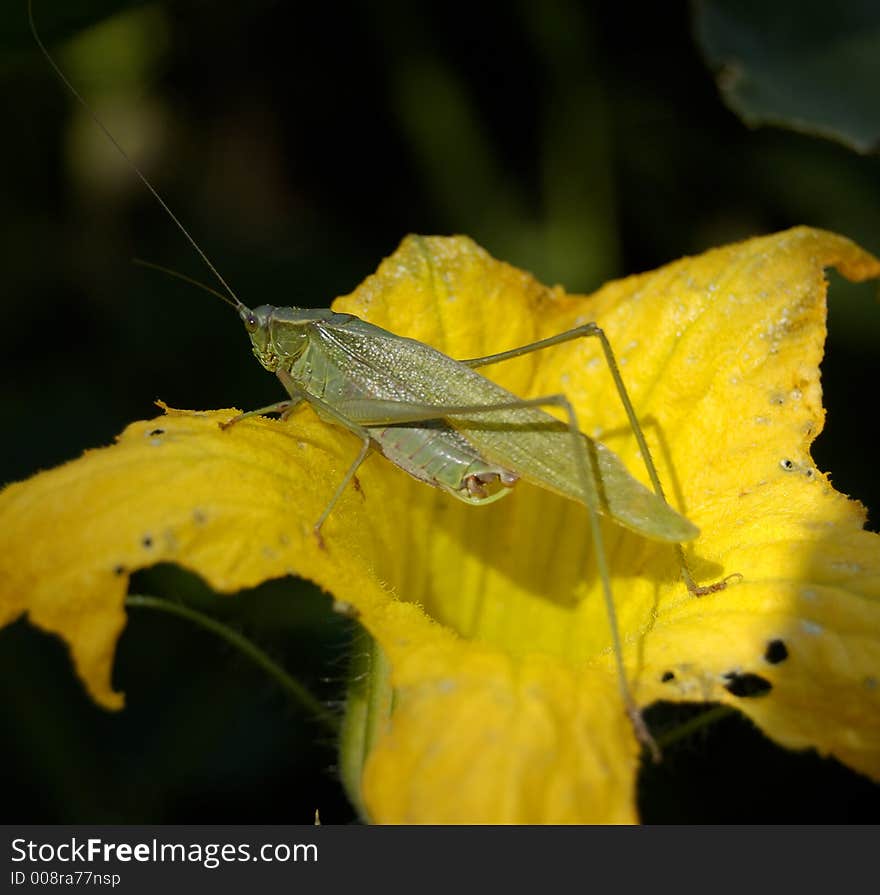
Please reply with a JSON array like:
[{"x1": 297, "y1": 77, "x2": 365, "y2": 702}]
[
  {"x1": 687, "y1": 572, "x2": 744, "y2": 597},
  {"x1": 628, "y1": 705, "x2": 661, "y2": 764}
]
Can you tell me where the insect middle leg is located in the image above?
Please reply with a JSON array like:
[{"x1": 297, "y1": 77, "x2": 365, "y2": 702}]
[
  {"x1": 313, "y1": 437, "x2": 372, "y2": 549},
  {"x1": 460, "y1": 325, "x2": 732, "y2": 597},
  {"x1": 219, "y1": 385, "x2": 373, "y2": 546}
]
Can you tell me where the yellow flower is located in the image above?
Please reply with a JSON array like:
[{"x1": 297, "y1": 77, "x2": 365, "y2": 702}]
[{"x1": 1, "y1": 228, "x2": 879, "y2": 823}]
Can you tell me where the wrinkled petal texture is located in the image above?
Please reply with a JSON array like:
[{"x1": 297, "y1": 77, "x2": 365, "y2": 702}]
[
  {"x1": 338, "y1": 228, "x2": 880, "y2": 808},
  {"x1": 1, "y1": 228, "x2": 878, "y2": 824}
]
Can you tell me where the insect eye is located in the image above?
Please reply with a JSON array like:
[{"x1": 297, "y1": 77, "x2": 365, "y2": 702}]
[{"x1": 245, "y1": 313, "x2": 258, "y2": 332}]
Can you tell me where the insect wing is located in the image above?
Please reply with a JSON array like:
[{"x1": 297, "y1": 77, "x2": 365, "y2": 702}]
[{"x1": 309, "y1": 318, "x2": 697, "y2": 543}]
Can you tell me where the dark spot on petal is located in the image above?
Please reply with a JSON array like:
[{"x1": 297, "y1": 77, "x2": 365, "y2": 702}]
[
  {"x1": 764, "y1": 639, "x2": 788, "y2": 665},
  {"x1": 193, "y1": 509, "x2": 207, "y2": 525},
  {"x1": 148, "y1": 428, "x2": 164, "y2": 437},
  {"x1": 723, "y1": 671, "x2": 772, "y2": 698},
  {"x1": 113, "y1": 565, "x2": 126, "y2": 576},
  {"x1": 779, "y1": 459, "x2": 795, "y2": 471},
  {"x1": 661, "y1": 671, "x2": 675, "y2": 683},
  {"x1": 142, "y1": 535, "x2": 154, "y2": 549}
]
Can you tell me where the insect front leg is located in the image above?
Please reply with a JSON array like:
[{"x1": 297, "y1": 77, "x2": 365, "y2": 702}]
[
  {"x1": 461, "y1": 326, "x2": 734, "y2": 597},
  {"x1": 219, "y1": 396, "x2": 305, "y2": 430}
]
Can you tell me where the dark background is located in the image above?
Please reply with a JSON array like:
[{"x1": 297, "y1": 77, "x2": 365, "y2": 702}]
[{"x1": 1, "y1": 0, "x2": 878, "y2": 823}]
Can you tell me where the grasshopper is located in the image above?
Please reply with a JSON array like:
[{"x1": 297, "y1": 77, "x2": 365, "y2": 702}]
[
  {"x1": 30, "y1": 1, "x2": 726, "y2": 758},
  {"x1": 220, "y1": 290, "x2": 722, "y2": 758}
]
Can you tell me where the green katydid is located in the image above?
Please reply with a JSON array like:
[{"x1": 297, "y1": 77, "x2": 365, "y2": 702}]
[
  {"x1": 30, "y1": 1, "x2": 729, "y2": 759},
  {"x1": 222, "y1": 292, "x2": 725, "y2": 759}
]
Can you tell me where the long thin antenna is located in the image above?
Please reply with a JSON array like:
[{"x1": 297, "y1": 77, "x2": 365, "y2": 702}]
[
  {"x1": 132, "y1": 258, "x2": 238, "y2": 309},
  {"x1": 28, "y1": 0, "x2": 247, "y2": 313}
]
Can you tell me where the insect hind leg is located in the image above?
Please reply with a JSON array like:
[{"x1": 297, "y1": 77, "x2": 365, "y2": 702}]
[
  {"x1": 371, "y1": 392, "x2": 662, "y2": 761},
  {"x1": 519, "y1": 391, "x2": 661, "y2": 762},
  {"x1": 461, "y1": 324, "x2": 733, "y2": 599}
]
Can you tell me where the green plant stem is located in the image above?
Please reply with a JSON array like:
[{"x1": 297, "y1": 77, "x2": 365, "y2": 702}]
[
  {"x1": 125, "y1": 594, "x2": 339, "y2": 733},
  {"x1": 338, "y1": 634, "x2": 394, "y2": 821},
  {"x1": 655, "y1": 705, "x2": 736, "y2": 750}
]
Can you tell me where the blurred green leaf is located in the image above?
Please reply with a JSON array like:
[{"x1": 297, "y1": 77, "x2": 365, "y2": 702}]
[
  {"x1": 3, "y1": 0, "x2": 148, "y2": 54},
  {"x1": 694, "y1": 0, "x2": 880, "y2": 153}
]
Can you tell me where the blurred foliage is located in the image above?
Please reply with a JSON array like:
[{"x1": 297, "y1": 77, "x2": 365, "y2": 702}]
[
  {"x1": 1, "y1": 0, "x2": 878, "y2": 823},
  {"x1": 3, "y1": 0, "x2": 147, "y2": 51},
  {"x1": 696, "y1": 0, "x2": 880, "y2": 154}
]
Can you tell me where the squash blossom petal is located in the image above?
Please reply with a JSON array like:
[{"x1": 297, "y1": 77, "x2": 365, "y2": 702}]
[{"x1": 1, "y1": 228, "x2": 878, "y2": 823}]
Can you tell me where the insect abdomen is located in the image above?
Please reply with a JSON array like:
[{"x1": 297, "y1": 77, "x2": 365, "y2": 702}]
[{"x1": 370, "y1": 422, "x2": 517, "y2": 504}]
